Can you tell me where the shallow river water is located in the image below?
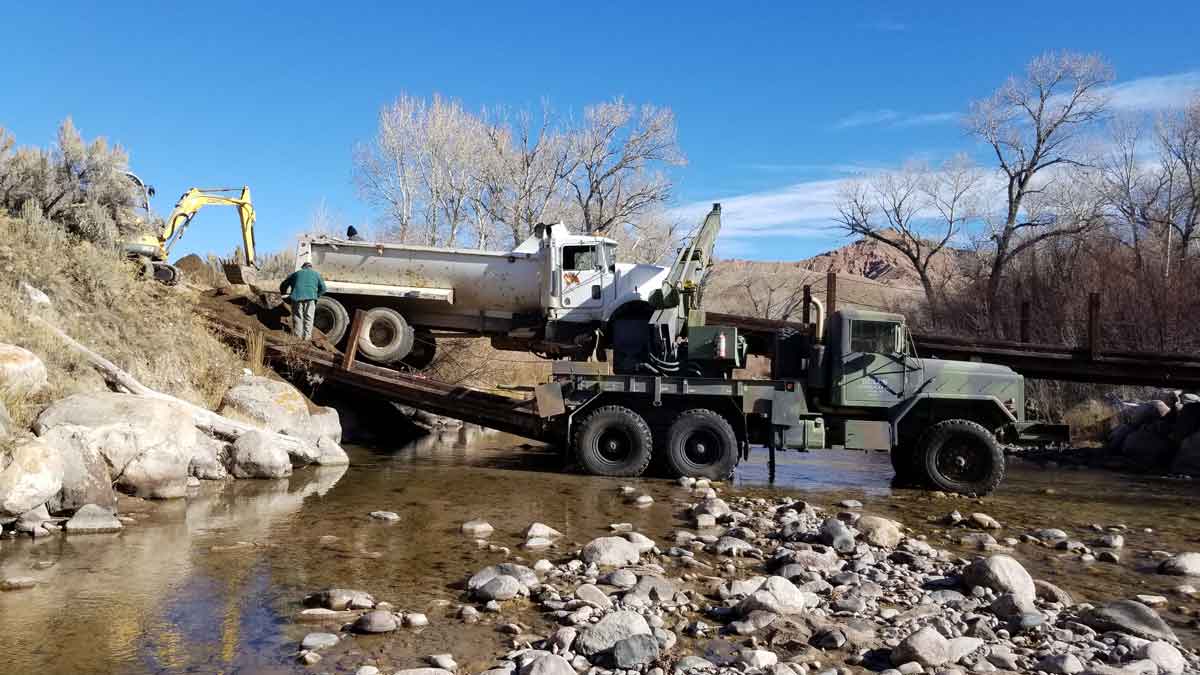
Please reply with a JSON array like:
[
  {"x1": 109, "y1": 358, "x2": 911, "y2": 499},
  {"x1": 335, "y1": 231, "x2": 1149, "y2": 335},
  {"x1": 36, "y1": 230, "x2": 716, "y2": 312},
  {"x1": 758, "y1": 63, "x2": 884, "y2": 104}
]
[{"x1": 1, "y1": 429, "x2": 1198, "y2": 674}]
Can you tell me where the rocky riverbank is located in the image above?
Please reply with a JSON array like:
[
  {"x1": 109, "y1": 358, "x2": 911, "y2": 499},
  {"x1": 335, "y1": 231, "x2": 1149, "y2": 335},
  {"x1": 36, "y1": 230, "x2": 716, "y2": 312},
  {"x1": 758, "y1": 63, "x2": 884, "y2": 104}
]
[
  {"x1": 1, "y1": 334, "x2": 349, "y2": 556},
  {"x1": 282, "y1": 477, "x2": 1200, "y2": 675}
]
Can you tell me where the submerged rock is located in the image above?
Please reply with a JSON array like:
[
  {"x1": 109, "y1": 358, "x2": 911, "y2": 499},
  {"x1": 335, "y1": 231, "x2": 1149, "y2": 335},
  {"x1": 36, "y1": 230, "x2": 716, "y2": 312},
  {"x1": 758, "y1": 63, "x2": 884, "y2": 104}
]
[
  {"x1": 352, "y1": 610, "x2": 398, "y2": 633},
  {"x1": 64, "y1": 503, "x2": 123, "y2": 533},
  {"x1": 304, "y1": 588, "x2": 376, "y2": 611}
]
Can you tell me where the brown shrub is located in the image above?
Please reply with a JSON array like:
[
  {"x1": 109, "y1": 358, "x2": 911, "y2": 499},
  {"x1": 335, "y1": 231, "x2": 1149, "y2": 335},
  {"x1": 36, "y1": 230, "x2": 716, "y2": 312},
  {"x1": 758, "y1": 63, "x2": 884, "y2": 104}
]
[{"x1": 0, "y1": 215, "x2": 242, "y2": 429}]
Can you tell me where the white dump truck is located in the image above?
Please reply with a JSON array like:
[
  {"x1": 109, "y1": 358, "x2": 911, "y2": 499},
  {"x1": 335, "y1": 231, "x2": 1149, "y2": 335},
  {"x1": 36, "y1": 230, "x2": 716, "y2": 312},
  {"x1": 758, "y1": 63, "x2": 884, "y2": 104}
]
[{"x1": 293, "y1": 221, "x2": 677, "y2": 367}]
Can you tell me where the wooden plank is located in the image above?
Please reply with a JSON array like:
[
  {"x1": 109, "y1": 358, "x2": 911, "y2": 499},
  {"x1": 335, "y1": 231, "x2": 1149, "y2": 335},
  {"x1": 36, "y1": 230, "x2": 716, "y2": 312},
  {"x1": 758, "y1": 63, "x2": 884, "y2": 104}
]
[{"x1": 341, "y1": 309, "x2": 367, "y2": 370}]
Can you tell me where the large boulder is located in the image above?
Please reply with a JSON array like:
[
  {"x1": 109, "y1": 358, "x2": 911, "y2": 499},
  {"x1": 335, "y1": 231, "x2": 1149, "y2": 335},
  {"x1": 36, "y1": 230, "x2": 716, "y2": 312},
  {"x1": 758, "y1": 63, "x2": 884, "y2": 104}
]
[
  {"x1": 1171, "y1": 433, "x2": 1200, "y2": 476},
  {"x1": 35, "y1": 393, "x2": 196, "y2": 499},
  {"x1": 189, "y1": 435, "x2": 230, "y2": 480},
  {"x1": 64, "y1": 503, "x2": 123, "y2": 533},
  {"x1": 856, "y1": 515, "x2": 903, "y2": 548},
  {"x1": 1158, "y1": 552, "x2": 1200, "y2": 576},
  {"x1": 1122, "y1": 428, "x2": 1173, "y2": 464},
  {"x1": 1172, "y1": 403, "x2": 1200, "y2": 442},
  {"x1": 0, "y1": 438, "x2": 63, "y2": 517},
  {"x1": 581, "y1": 536, "x2": 641, "y2": 567},
  {"x1": 736, "y1": 576, "x2": 811, "y2": 616},
  {"x1": 892, "y1": 626, "x2": 949, "y2": 667},
  {"x1": 217, "y1": 375, "x2": 344, "y2": 463},
  {"x1": 36, "y1": 426, "x2": 117, "y2": 513},
  {"x1": 0, "y1": 400, "x2": 11, "y2": 439},
  {"x1": 228, "y1": 430, "x2": 292, "y2": 479},
  {"x1": 0, "y1": 343, "x2": 48, "y2": 396},
  {"x1": 1079, "y1": 600, "x2": 1177, "y2": 642},
  {"x1": 575, "y1": 610, "x2": 652, "y2": 658},
  {"x1": 961, "y1": 555, "x2": 1035, "y2": 604}
]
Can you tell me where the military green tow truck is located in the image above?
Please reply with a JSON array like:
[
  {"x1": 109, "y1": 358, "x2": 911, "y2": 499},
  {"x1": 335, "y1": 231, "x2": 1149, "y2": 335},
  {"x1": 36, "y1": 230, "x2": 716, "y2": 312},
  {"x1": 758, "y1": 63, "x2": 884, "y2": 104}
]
[{"x1": 533, "y1": 204, "x2": 1068, "y2": 495}]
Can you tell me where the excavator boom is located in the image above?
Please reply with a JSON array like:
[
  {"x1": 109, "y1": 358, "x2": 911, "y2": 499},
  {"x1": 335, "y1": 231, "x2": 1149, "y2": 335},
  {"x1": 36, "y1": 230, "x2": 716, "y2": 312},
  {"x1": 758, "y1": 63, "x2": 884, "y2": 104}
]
[{"x1": 160, "y1": 186, "x2": 257, "y2": 266}]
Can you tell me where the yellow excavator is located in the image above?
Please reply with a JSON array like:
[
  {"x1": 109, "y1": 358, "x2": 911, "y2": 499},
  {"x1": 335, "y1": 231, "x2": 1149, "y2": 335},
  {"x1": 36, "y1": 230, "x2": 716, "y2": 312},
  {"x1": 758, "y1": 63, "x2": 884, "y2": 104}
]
[{"x1": 122, "y1": 172, "x2": 258, "y2": 285}]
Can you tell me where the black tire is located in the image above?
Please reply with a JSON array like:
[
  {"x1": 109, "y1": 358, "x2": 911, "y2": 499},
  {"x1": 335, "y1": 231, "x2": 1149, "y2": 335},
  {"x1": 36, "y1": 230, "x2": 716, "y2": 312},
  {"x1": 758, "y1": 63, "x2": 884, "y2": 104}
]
[
  {"x1": 314, "y1": 296, "x2": 350, "y2": 345},
  {"x1": 663, "y1": 409, "x2": 738, "y2": 480},
  {"x1": 358, "y1": 307, "x2": 414, "y2": 363},
  {"x1": 403, "y1": 331, "x2": 437, "y2": 370},
  {"x1": 914, "y1": 419, "x2": 1005, "y2": 495},
  {"x1": 573, "y1": 405, "x2": 654, "y2": 477}
]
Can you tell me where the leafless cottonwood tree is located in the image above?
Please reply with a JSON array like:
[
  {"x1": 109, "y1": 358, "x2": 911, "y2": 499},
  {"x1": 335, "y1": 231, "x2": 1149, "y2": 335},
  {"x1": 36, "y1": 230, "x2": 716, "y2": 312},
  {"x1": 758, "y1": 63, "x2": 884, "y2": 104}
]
[
  {"x1": 354, "y1": 94, "x2": 685, "y2": 257},
  {"x1": 562, "y1": 99, "x2": 686, "y2": 235},
  {"x1": 967, "y1": 51, "x2": 1113, "y2": 326},
  {"x1": 834, "y1": 156, "x2": 983, "y2": 322}
]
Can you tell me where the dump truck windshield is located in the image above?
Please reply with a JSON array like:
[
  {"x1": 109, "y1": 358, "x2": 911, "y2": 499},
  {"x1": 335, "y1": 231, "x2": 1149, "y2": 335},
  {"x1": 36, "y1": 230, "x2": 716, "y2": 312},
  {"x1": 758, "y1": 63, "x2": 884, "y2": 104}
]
[{"x1": 563, "y1": 245, "x2": 598, "y2": 270}]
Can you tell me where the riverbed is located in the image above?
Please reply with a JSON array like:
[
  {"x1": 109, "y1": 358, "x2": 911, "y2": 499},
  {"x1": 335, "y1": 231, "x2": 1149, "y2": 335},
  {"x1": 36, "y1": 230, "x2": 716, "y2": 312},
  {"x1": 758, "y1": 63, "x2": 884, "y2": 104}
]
[{"x1": 1, "y1": 430, "x2": 1197, "y2": 674}]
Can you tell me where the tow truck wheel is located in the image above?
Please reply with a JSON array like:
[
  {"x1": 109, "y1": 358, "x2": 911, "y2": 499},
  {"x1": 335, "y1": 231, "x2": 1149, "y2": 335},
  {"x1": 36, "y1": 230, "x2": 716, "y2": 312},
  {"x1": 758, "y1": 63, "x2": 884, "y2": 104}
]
[
  {"x1": 664, "y1": 409, "x2": 738, "y2": 480},
  {"x1": 573, "y1": 405, "x2": 653, "y2": 477},
  {"x1": 314, "y1": 296, "x2": 350, "y2": 345},
  {"x1": 914, "y1": 419, "x2": 1005, "y2": 496}
]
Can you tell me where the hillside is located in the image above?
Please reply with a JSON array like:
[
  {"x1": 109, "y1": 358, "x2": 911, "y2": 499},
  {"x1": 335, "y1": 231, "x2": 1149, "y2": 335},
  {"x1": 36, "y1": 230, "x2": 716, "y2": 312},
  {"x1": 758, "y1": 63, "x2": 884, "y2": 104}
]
[{"x1": 704, "y1": 234, "x2": 952, "y2": 319}]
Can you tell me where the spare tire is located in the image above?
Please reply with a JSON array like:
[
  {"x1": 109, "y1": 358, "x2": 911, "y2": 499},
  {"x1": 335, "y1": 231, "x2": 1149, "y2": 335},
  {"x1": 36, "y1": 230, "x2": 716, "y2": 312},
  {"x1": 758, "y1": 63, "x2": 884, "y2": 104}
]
[
  {"x1": 313, "y1": 296, "x2": 350, "y2": 345},
  {"x1": 573, "y1": 405, "x2": 653, "y2": 477},
  {"x1": 358, "y1": 307, "x2": 414, "y2": 363}
]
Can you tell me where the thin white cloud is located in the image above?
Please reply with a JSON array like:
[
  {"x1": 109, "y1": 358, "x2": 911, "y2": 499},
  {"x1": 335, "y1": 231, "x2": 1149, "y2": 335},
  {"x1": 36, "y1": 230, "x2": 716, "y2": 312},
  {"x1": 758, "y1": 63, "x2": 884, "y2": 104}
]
[
  {"x1": 1103, "y1": 71, "x2": 1200, "y2": 111},
  {"x1": 672, "y1": 178, "x2": 848, "y2": 240},
  {"x1": 895, "y1": 111, "x2": 962, "y2": 126},
  {"x1": 833, "y1": 109, "x2": 960, "y2": 130},
  {"x1": 833, "y1": 109, "x2": 900, "y2": 129}
]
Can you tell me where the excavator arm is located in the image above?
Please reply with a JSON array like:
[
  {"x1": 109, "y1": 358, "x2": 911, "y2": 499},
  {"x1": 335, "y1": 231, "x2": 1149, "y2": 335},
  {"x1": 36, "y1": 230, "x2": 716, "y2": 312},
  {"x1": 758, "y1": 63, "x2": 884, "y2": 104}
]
[{"x1": 159, "y1": 186, "x2": 257, "y2": 266}]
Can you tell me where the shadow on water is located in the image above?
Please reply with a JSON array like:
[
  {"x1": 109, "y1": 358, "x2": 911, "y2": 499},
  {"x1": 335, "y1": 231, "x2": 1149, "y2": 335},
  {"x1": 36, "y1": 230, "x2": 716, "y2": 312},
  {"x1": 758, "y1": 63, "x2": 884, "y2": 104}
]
[{"x1": 1, "y1": 432, "x2": 1198, "y2": 674}]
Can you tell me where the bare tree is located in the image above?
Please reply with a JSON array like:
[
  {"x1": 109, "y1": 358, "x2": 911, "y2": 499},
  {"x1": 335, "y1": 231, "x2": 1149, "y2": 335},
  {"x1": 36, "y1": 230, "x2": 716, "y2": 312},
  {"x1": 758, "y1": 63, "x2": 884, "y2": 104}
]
[
  {"x1": 967, "y1": 51, "x2": 1114, "y2": 325},
  {"x1": 834, "y1": 157, "x2": 982, "y2": 322},
  {"x1": 1157, "y1": 96, "x2": 1200, "y2": 262},
  {"x1": 354, "y1": 94, "x2": 685, "y2": 252},
  {"x1": 562, "y1": 98, "x2": 686, "y2": 235}
]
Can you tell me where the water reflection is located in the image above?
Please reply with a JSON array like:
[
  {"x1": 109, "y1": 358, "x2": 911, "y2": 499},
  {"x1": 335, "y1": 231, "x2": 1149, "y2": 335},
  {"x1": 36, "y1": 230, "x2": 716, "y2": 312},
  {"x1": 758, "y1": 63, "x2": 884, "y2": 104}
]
[{"x1": 1, "y1": 435, "x2": 1197, "y2": 675}]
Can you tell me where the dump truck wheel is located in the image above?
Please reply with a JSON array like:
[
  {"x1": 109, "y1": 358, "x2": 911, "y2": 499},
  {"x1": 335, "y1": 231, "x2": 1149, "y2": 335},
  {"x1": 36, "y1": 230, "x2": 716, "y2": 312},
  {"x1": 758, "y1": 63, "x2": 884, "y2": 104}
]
[
  {"x1": 664, "y1": 409, "x2": 738, "y2": 480},
  {"x1": 314, "y1": 296, "x2": 350, "y2": 345},
  {"x1": 358, "y1": 307, "x2": 414, "y2": 363},
  {"x1": 914, "y1": 419, "x2": 1005, "y2": 495},
  {"x1": 403, "y1": 331, "x2": 437, "y2": 370},
  {"x1": 574, "y1": 405, "x2": 653, "y2": 477}
]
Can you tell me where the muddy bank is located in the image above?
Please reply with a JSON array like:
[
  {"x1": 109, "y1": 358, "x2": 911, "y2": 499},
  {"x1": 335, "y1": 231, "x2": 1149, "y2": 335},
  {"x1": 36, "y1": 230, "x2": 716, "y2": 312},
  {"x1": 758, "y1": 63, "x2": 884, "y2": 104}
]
[{"x1": 0, "y1": 438, "x2": 1198, "y2": 674}]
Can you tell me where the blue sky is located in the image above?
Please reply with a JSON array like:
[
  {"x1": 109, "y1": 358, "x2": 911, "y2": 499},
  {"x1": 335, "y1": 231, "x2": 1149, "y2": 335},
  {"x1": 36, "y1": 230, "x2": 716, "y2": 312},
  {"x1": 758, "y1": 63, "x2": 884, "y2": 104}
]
[{"x1": 3, "y1": 1, "x2": 1199, "y2": 260}]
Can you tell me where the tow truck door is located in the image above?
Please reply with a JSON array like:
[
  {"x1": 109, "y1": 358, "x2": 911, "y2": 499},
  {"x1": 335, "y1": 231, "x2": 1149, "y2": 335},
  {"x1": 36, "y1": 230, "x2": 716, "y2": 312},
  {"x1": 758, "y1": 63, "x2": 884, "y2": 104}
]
[
  {"x1": 834, "y1": 317, "x2": 919, "y2": 407},
  {"x1": 559, "y1": 243, "x2": 607, "y2": 317}
]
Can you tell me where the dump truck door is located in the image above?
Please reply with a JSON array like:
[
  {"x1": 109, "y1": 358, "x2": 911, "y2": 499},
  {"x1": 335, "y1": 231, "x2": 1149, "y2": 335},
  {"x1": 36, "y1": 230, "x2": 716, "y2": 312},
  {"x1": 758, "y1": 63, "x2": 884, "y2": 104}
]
[{"x1": 560, "y1": 243, "x2": 607, "y2": 316}]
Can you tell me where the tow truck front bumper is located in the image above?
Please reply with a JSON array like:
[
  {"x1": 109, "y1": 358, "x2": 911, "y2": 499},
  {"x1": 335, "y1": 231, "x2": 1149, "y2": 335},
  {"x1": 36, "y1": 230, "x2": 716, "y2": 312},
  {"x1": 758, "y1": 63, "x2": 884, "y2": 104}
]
[{"x1": 1007, "y1": 421, "x2": 1071, "y2": 446}]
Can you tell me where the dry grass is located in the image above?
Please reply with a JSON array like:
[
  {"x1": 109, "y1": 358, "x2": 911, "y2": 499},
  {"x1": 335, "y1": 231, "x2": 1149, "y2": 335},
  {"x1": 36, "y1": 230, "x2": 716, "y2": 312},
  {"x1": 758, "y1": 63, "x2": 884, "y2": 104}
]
[{"x1": 0, "y1": 215, "x2": 242, "y2": 429}]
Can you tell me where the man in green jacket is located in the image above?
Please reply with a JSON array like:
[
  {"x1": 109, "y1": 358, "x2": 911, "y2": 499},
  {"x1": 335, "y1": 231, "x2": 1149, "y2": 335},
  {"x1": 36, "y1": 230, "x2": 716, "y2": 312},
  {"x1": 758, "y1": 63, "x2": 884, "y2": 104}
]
[{"x1": 280, "y1": 262, "x2": 327, "y2": 340}]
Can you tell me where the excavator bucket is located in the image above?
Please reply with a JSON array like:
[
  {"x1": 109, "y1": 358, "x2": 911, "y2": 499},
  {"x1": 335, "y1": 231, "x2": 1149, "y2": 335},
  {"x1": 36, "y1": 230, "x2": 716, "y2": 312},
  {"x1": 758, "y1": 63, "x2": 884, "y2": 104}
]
[{"x1": 223, "y1": 264, "x2": 258, "y2": 286}]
